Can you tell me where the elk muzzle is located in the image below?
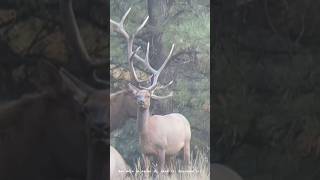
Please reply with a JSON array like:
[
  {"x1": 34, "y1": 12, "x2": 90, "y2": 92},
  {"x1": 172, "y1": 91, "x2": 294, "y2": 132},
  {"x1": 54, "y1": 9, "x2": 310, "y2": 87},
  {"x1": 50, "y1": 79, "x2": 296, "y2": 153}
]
[{"x1": 137, "y1": 96, "x2": 145, "y2": 106}]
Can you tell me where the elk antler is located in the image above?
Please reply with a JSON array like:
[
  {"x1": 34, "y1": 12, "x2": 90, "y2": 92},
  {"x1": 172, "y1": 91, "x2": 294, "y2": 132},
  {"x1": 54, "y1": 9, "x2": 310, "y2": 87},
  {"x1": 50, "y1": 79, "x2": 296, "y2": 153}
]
[
  {"x1": 130, "y1": 42, "x2": 175, "y2": 99},
  {"x1": 110, "y1": 8, "x2": 150, "y2": 84},
  {"x1": 93, "y1": 70, "x2": 109, "y2": 86},
  {"x1": 60, "y1": 0, "x2": 104, "y2": 67},
  {"x1": 138, "y1": 43, "x2": 175, "y2": 91},
  {"x1": 112, "y1": 8, "x2": 174, "y2": 99},
  {"x1": 60, "y1": 0, "x2": 109, "y2": 86}
]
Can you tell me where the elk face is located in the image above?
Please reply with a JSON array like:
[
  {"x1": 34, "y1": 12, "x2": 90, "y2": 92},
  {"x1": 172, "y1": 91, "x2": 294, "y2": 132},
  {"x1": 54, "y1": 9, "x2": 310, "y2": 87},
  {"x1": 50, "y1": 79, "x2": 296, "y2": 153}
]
[
  {"x1": 136, "y1": 90, "x2": 151, "y2": 109},
  {"x1": 128, "y1": 84, "x2": 151, "y2": 109}
]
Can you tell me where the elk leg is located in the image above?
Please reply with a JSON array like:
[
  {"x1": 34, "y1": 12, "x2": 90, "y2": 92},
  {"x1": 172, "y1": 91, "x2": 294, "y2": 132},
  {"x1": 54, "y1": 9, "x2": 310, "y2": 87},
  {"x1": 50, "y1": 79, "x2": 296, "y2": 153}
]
[
  {"x1": 183, "y1": 140, "x2": 190, "y2": 165},
  {"x1": 165, "y1": 155, "x2": 175, "y2": 176},
  {"x1": 142, "y1": 153, "x2": 148, "y2": 170},
  {"x1": 158, "y1": 149, "x2": 165, "y2": 172},
  {"x1": 165, "y1": 155, "x2": 172, "y2": 167}
]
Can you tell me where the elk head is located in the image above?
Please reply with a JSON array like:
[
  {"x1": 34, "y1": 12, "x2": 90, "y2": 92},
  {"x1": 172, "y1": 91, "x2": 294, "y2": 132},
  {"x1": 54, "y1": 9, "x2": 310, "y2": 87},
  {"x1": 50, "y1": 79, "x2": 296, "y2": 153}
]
[{"x1": 111, "y1": 8, "x2": 174, "y2": 107}]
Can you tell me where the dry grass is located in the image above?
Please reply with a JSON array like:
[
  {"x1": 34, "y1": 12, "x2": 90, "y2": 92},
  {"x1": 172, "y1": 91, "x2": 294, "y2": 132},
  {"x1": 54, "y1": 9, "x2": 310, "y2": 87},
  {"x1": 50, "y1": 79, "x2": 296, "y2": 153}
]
[{"x1": 121, "y1": 150, "x2": 210, "y2": 180}]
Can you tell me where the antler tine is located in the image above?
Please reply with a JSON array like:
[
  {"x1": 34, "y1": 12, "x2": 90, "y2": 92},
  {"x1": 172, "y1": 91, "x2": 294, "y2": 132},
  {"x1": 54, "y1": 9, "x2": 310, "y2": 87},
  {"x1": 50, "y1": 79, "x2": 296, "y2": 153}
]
[
  {"x1": 141, "y1": 79, "x2": 173, "y2": 91},
  {"x1": 120, "y1": 7, "x2": 131, "y2": 25},
  {"x1": 155, "y1": 80, "x2": 173, "y2": 90},
  {"x1": 128, "y1": 16, "x2": 149, "y2": 64},
  {"x1": 135, "y1": 16, "x2": 149, "y2": 36},
  {"x1": 61, "y1": 0, "x2": 108, "y2": 68},
  {"x1": 158, "y1": 44, "x2": 175, "y2": 74},
  {"x1": 143, "y1": 44, "x2": 175, "y2": 91},
  {"x1": 142, "y1": 42, "x2": 157, "y2": 74},
  {"x1": 151, "y1": 91, "x2": 173, "y2": 100},
  {"x1": 129, "y1": 47, "x2": 145, "y2": 83},
  {"x1": 110, "y1": 8, "x2": 131, "y2": 40},
  {"x1": 111, "y1": 7, "x2": 150, "y2": 84},
  {"x1": 110, "y1": 7, "x2": 148, "y2": 59},
  {"x1": 93, "y1": 70, "x2": 109, "y2": 85},
  {"x1": 148, "y1": 80, "x2": 173, "y2": 100}
]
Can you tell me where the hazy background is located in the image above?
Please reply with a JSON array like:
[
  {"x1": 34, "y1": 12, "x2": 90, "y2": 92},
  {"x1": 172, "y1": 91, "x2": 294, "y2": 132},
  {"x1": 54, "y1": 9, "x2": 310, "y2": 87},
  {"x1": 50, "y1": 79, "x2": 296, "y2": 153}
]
[{"x1": 214, "y1": 0, "x2": 320, "y2": 179}]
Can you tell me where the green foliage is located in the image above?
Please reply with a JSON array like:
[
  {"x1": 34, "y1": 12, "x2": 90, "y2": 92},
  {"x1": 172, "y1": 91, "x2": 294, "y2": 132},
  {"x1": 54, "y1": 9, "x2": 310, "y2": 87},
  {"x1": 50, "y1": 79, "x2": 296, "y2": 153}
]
[
  {"x1": 174, "y1": 77, "x2": 209, "y2": 111},
  {"x1": 111, "y1": 120, "x2": 140, "y2": 167},
  {"x1": 164, "y1": 11, "x2": 210, "y2": 51}
]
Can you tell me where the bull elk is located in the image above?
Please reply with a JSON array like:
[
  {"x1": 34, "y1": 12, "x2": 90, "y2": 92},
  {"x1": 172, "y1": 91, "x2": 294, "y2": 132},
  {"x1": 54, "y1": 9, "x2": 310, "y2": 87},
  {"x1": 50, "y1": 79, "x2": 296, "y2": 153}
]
[
  {"x1": 111, "y1": 8, "x2": 191, "y2": 172},
  {"x1": 211, "y1": 163, "x2": 243, "y2": 180},
  {"x1": 128, "y1": 56, "x2": 191, "y2": 172},
  {"x1": 110, "y1": 146, "x2": 130, "y2": 180}
]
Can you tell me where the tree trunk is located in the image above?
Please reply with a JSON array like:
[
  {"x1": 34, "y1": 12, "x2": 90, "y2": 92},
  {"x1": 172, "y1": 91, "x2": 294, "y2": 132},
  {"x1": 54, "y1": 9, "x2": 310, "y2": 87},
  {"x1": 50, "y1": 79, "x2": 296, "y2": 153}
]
[
  {"x1": 146, "y1": 0, "x2": 167, "y2": 69},
  {"x1": 147, "y1": 0, "x2": 172, "y2": 114}
]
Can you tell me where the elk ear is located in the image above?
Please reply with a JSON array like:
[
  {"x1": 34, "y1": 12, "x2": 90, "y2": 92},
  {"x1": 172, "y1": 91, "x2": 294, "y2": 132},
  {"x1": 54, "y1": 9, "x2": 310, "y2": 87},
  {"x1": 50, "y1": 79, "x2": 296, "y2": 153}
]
[
  {"x1": 127, "y1": 83, "x2": 139, "y2": 95},
  {"x1": 59, "y1": 68, "x2": 94, "y2": 104}
]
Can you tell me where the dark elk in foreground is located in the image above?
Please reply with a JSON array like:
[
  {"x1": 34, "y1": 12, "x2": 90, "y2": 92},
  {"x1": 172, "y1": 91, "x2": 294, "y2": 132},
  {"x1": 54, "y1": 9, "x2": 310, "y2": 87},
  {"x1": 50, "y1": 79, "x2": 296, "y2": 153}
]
[
  {"x1": 0, "y1": 68, "x2": 95, "y2": 180},
  {"x1": 0, "y1": 65, "x2": 137, "y2": 180},
  {"x1": 60, "y1": 0, "x2": 138, "y2": 132},
  {"x1": 110, "y1": 145, "x2": 129, "y2": 180},
  {"x1": 211, "y1": 163, "x2": 243, "y2": 180},
  {"x1": 0, "y1": 1, "x2": 137, "y2": 180},
  {"x1": 111, "y1": 8, "x2": 191, "y2": 172}
]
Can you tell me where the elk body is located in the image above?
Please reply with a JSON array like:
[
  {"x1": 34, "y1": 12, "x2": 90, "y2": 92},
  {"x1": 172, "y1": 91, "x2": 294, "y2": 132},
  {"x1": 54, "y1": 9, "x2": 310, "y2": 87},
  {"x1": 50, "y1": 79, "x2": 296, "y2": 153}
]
[
  {"x1": 110, "y1": 146, "x2": 129, "y2": 180},
  {"x1": 211, "y1": 163, "x2": 243, "y2": 180},
  {"x1": 110, "y1": 89, "x2": 137, "y2": 130}
]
